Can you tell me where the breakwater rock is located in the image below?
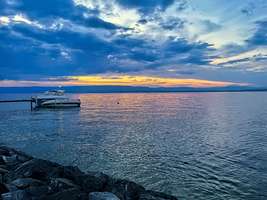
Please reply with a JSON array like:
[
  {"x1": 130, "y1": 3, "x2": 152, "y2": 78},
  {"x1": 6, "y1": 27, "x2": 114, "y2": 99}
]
[{"x1": 0, "y1": 146, "x2": 178, "y2": 200}]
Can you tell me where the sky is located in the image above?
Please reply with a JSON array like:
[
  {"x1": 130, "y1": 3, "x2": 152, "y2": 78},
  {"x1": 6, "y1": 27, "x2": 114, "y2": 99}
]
[{"x1": 0, "y1": 0, "x2": 267, "y2": 88}]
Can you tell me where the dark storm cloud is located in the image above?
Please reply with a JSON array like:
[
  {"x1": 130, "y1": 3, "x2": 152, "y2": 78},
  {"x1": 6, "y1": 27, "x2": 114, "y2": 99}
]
[
  {"x1": 0, "y1": 0, "x2": 122, "y2": 30},
  {"x1": 82, "y1": 16, "x2": 121, "y2": 30},
  {"x1": 0, "y1": 0, "x2": 214, "y2": 80},
  {"x1": 0, "y1": 24, "x2": 214, "y2": 79},
  {"x1": 0, "y1": 24, "x2": 120, "y2": 79},
  {"x1": 0, "y1": 27, "x2": 75, "y2": 79},
  {"x1": 0, "y1": 0, "x2": 76, "y2": 18},
  {"x1": 137, "y1": 19, "x2": 148, "y2": 24},
  {"x1": 164, "y1": 38, "x2": 213, "y2": 56},
  {"x1": 246, "y1": 20, "x2": 267, "y2": 46},
  {"x1": 115, "y1": 0, "x2": 175, "y2": 13}
]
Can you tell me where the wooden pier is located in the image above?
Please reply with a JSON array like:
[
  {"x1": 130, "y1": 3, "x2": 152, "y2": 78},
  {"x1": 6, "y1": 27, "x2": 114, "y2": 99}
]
[{"x1": 0, "y1": 99, "x2": 35, "y2": 110}]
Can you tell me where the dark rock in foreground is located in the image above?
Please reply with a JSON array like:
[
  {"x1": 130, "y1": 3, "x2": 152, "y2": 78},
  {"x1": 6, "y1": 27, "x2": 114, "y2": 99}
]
[
  {"x1": 89, "y1": 192, "x2": 120, "y2": 200},
  {"x1": 0, "y1": 146, "x2": 178, "y2": 200}
]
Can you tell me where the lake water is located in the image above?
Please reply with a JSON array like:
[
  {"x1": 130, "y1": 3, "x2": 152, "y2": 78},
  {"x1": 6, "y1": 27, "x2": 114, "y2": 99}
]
[{"x1": 0, "y1": 92, "x2": 267, "y2": 199}]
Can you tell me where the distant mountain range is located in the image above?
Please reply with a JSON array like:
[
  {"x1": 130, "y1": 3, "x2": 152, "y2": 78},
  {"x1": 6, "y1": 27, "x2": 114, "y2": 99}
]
[{"x1": 0, "y1": 85, "x2": 267, "y2": 93}]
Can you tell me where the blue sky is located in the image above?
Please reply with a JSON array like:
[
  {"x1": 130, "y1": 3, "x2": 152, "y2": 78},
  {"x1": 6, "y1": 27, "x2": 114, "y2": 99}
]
[{"x1": 0, "y1": 0, "x2": 267, "y2": 87}]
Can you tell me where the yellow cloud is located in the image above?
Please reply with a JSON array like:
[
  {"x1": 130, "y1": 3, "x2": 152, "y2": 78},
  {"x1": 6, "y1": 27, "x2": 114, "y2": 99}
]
[
  {"x1": 0, "y1": 16, "x2": 10, "y2": 25},
  {"x1": 0, "y1": 75, "x2": 249, "y2": 88},
  {"x1": 0, "y1": 76, "x2": 249, "y2": 88},
  {"x1": 68, "y1": 75, "x2": 247, "y2": 87}
]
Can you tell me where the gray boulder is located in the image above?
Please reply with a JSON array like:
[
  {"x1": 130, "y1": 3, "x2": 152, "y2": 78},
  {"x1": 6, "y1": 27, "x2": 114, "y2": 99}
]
[
  {"x1": 75, "y1": 172, "x2": 109, "y2": 193},
  {"x1": 0, "y1": 183, "x2": 8, "y2": 194},
  {"x1": 49, "y1": 178, "x2": 79, "y2": 193},
  {"x1": 25, "y1": 185, "x2": 50, "y2": 197},
  {"x1": 5, "y1": 184, "x2": 18, "y2": 192},
  {"x1": 89, "y1": 192, "x2": 120, "y2": 200},
  {"x1": 7, "y1": 159, "x2": 62, "y2": 182},
  {"x1": 0, "y1": 148, "x2": 10, "y2": 157},
  {"x1": 39, "y1": 188, "x2": 87, "y2": 200},
  {"x1": 11, "y1": 178, "x2": 44, "y2": 189},
  {"x1": 59, "y1": 165, "x2": 85, "y2": 182},
  {"x1": 1, "y1": 190, "x2": 31, "y2": 200},
  {"x1": 0, "y1": 168, "x2": 9, "y2": 174},
  {"x1": 2, "y1": 155, "x2": 19, "y2": 166}
]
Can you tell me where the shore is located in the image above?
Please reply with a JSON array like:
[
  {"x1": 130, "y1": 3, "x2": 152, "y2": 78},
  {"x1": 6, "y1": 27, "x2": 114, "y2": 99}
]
[{"x1": 0, "y1": 146, "x2": 178, "y2": 200}]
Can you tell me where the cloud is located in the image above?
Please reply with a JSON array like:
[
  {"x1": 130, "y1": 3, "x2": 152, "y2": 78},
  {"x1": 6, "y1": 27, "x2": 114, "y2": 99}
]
[
  {"x1": 81, "y1": 16, "x2": 122, "y2": 30},
  {"x1": 211, "y1": 48, "x2": 267, "y2": 72},
  {"x1": 1, "y1": 0, "x2": 266, "y2": 87},
  {"x1": 115, "y1": 0, "x2": 175, "y2": 13},
  {"x1": 162, "y1": 38, "x2": 214, "y2": 64},
  {"x1": 0, "y1": 3, "x2": 214, "y2": 80},
  {"x1": 246, "y1": 20, "x2": 267, "y2": 46},
  {"x1": 0, "y1": 75, "x2": 249, "y2": 88},
  {"x1": 0, "y1": 0, "x2": 76, "y2": 19},
  {"x1": 137, "y1": 19, "x2": 148, "y2": 24},
  {"x1": 210, "y1": 19, "x2": 267, "y2": 72},
  {"x1": 0, "y1": 0, "x2": 125, "y2": 31}
]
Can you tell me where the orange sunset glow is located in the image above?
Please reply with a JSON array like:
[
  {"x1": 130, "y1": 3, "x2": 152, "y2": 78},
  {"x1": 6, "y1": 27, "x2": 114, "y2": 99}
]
[
  {"x1": 0, "y1": 75, "x2": 249, "y2": 88},
  {"x1": 70, "y1": 76, "x2": 249, "y2": 87}
]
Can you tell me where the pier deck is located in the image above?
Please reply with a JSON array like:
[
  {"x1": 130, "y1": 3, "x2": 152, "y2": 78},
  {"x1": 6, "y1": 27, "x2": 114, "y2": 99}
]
[{"x1": 0, "y1": 99, "x2": 35, "y2": 110}]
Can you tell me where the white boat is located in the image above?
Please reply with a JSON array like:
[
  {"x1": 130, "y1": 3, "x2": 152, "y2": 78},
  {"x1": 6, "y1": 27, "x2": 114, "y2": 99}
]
[{"x1": 32, "y1": 90, "x2": 81, "y2": 108}]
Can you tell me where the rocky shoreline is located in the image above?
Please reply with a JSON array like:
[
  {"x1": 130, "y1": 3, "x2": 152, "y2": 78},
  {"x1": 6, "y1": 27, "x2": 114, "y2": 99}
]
[{"x1": 0, "y1": 146, "x2": 178, "y2": 200}]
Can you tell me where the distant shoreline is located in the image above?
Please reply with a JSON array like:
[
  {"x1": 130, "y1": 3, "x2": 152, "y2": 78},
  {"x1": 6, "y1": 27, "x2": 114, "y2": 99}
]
[{"x1": 0, "y1": 86, "x2": 267, "y2": 94}]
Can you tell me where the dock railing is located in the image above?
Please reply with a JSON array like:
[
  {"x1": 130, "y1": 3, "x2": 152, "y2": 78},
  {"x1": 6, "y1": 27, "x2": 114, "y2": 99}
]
[{"x1": 0, "y1": 99, "x2": 35, "y2": 110}]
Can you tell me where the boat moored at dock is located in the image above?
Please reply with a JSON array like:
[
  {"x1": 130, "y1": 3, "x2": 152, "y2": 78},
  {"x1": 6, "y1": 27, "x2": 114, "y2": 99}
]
[
  {"x1": 0, "y1": 90, "x2": 81, "y2": 110},
  {"x1": 32, "y1": 90, "x2": 81, "y2": 108}
]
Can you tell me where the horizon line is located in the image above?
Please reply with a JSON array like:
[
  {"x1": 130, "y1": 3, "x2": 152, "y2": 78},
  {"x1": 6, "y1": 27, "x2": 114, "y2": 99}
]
[{"x1": 0, "y1": 85, "x2": 267, "y2": 94}]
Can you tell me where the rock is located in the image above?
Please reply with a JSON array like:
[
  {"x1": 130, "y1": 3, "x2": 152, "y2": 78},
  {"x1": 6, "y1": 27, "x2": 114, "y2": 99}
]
[
  {"x1": 7, "y1": 159, "x2": 61, "y2": 182},
  {"x1": 25, "y1": 186, "x2": 50, "y2": 197},
  {"x1": 5, "y1": 184, "x2": 18, "y2": 192},
  {"x1": 2, "y1": 156, "x2": 19, "y2": 166},
  {"x1": 0, "y1": 157, "x2": 5, "y2": 165},
  {"x1": 89, "y1": 192, "x2": 120, "y2": 200},
  {"x1": 0, "y1": 173, "x2": 7, "y2": 185},
  {"x1": 1, "y1": 190, "x2": 31, "y2": 200},
  {"x1": 0, "y1": 147, "x2": 32, "y2": 160},
  {"x1": 59, "y1": 166, "x2": 85, "y2": 181},
  {"x1": 11, "y1": 178, "x2": 44, "y2": 189},
  {"x1": 75, "y1": 172, "x2": 109, "y2": 193},
  {"x1": 0, "y1": 165, "x2": 8, "y2": 170},
  {"x1": 16, "y1": 155, "x2": 31, "y2": 163},
  {"x1": 49, "y1": 178, "x2": 79, "y2": 193},
  {"x1": 0, "y1": 183, "x2": 8, "y2": 194},
  {"x1": 139, "y1": 193, "x2": 162, "y2": 200},
  {"x1": 39, "y1": 188, "x2": 87, "y2": 200},
  {"x1": 105, "y1": 179, "x2": 145, "y2": 200},
  {"x1": 0, "y1": 146, "x2": 178, "y2": 200},
  {"x1": 0, "y1": 147, "x2": 12, "y2": 156},
  {"x1": 0, "y1": 168, "x2": 9, "y2": 174}
]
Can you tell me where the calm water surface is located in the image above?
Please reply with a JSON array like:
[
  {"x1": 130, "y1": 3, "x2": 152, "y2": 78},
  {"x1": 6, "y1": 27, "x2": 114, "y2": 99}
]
[{"x1": 0, "y1": 92, "x2": 267, "y2": 199}]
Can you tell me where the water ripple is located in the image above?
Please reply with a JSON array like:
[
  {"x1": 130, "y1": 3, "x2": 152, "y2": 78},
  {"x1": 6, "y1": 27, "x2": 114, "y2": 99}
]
[{"x1": 0, "y1": 92, "x2": 267, "y2": 199}]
